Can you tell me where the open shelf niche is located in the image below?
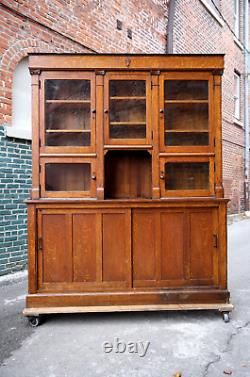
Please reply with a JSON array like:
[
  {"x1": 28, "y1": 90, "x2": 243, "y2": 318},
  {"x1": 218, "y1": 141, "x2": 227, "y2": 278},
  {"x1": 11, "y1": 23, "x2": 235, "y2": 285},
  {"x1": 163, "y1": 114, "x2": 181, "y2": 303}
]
[{"x1": 104, "y1": 150, "x2": 152, "y2": 199}]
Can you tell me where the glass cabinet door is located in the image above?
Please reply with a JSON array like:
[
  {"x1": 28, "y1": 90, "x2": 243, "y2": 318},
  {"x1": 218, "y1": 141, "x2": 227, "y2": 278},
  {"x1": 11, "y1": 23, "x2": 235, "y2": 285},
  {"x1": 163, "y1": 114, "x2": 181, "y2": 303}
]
[
  {"x1": 41, "y1": 73, "x2": 95, "y2": 152},
  {"x1": 104, "y1": 74, "x2": 151, "y2": 145},
  {"x1": 40, "y1": 158, "x2": 96, "y2": 198},
  {"x1": 160, "y1": 73, "x2": 212, "y2": 152},
  {"x1": 160, "y1": 158, "x2": 214, "y2": 197}
]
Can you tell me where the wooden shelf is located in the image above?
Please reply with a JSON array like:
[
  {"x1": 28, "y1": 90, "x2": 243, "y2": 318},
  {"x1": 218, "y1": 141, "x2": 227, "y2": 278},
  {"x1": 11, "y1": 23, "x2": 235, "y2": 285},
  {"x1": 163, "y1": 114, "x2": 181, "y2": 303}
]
[
  {"x1": 164, "y1": 100, "x2": 208, "y2": 104},
  {"x1": 110, "y1": 96, "x2": 146, "y2": 100},
  {"x1": 46, "y1": 100, "x2": 91, "y2": 104},
  {"x1": 110, "y1": 122, "x2": 146, "y2": 126},
  {"x1": 164, "y1": 129, "x2": 208, "y2": 133},
  {"x1": 46, "y1": 129, "x2": 91, "y2": 133}
]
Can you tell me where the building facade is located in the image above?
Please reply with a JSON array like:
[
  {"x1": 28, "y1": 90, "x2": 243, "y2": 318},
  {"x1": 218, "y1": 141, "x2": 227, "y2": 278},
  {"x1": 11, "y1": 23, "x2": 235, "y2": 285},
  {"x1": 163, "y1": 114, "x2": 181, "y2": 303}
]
[{"x1": 0, "y1": 0, "x2": 249, "y2": 276}]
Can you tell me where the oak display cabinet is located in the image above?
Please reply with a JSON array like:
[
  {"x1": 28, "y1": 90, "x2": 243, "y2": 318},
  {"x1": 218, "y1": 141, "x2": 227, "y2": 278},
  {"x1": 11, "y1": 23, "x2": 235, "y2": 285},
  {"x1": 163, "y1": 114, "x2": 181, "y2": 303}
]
[{"x1": 23, "y1": 54, "x2": 233, "y2": 326}]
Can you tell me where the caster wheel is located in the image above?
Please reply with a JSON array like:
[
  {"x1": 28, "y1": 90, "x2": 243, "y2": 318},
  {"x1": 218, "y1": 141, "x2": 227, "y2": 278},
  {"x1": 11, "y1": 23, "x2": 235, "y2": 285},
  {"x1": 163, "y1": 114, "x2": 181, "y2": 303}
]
[
  {"x1": 222, "y1": 312, "x2": 230, "y2": 323},
  {"x1": 28, "y1": 316, "x2": 41, "y2": 327}
]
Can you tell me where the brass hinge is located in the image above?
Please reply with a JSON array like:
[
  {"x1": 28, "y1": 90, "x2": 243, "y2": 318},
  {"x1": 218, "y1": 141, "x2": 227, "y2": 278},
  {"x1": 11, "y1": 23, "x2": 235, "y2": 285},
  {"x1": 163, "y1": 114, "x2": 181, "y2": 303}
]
[
  {"x1": 38, "y1": 237, "x2": 43, "y2": 251},
  {"x1": 213, "y1": 234, "x2": 218, "y2": 248}
]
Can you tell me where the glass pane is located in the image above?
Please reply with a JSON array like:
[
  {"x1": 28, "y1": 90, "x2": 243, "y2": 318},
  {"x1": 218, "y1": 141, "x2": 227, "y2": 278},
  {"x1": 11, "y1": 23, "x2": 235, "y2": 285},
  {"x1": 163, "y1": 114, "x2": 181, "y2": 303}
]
[
  {"x1": 45, "y1": 103, "x2": 91, "y2": 146},
  {"x1": 110, "y1": 99, "x2": 146, "y2": 122},
  {"x1": 165, "y1": 132, "x2": 209, "y2": 146},
  {"x1": 110, "y1": 80, "x2": 145, "y2": 97},
  {"x1": 45, "y1": 163, "x2": 91, "y2": 191},
  {"x1": 46, "y1": 132, "x2": 90, "y2": 146},
  {"x1": 164, "y1": 80, "x2": 208, "y2": 100},
  {"x1": 164, "y1": 103, "x2": 208, "y2": 146},
  {"x1": 109, "y1": 80, "x2": 146, "y2": 139},
  {"x1": 110, "y1": 125, "x2": 146, "y2": 139},
  {"x1": 165, "y1": 103, "x2": 208, "y2": 130},
  {"x1": 165, "y1": 162, "x2": 209, "y2": 190},
  {"x1": 45, "y1": 80, "x2": 90, "y2": 100},
  {"x1": 46, "y1": 103, "x2": 90, "y2": 130}
]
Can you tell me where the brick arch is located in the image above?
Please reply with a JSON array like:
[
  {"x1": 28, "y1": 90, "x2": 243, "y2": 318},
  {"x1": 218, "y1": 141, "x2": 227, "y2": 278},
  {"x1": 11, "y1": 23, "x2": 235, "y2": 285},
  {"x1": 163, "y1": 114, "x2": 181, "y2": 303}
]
[
  {"x1": 1, "y1": 38, "x2": 65, "y2": 71},
  {"x1": 0, "y1": 38, "x2": 66, "y2": 124}
]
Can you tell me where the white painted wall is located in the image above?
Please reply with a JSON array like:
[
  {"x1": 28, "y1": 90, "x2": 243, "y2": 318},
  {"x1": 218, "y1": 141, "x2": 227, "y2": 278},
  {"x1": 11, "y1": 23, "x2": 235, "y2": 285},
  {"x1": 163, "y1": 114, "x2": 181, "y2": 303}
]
[{"x1": 6, "y1": 57, "x2": 32, "y2": 140}]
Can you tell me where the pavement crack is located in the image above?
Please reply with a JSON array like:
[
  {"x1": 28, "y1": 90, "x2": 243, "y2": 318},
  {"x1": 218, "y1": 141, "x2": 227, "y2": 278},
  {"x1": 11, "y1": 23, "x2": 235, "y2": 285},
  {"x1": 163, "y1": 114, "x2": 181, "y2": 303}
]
[
  {"x1": 202, "y1": 320, "x2": 250, "y2": 377},
  {"x1": 222, "y1": 320, "x2": 250, "y2": 354},
  {"x1": 203, "y1": 354, "x2": 222, "y2": 377}
]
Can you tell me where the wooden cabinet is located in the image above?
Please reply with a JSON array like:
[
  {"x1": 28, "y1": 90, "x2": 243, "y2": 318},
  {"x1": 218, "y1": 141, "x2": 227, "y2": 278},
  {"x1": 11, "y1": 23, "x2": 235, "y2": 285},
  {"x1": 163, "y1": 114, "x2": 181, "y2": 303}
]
[{"x1": 24, "y1": 54, "x2": 232, "y2": 322}]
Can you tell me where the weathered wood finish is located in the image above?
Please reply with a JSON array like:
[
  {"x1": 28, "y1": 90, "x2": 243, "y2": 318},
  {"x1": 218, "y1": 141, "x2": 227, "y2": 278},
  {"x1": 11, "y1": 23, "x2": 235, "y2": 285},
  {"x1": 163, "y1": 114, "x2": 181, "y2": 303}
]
[{"x1": 25, "y1": 54, "x2": 231, "y2": 315}]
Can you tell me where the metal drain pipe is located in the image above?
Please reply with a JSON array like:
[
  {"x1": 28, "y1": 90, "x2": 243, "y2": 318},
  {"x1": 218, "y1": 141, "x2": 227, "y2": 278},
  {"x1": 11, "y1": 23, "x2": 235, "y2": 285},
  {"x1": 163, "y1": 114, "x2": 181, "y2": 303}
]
[{"x1": 167, "y1": 0, "x2": 176, "y2": 53}]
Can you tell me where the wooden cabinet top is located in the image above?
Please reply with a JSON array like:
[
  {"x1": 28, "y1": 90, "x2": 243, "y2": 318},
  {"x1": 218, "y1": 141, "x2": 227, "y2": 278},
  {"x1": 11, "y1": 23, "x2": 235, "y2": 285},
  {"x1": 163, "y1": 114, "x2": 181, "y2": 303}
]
[{"x1": 29, "y1": 54, "x2": 224, "y2": 72}]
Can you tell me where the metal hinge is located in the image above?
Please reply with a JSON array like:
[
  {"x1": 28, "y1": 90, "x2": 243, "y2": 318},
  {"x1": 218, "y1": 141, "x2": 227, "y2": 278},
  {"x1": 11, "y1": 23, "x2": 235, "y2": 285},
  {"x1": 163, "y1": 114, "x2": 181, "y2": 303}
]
[
  {"x1": 38, "y1": 237, "x2": 43, "y2": 251},
  {"x1": 38, "y1": 80, "x2": 41, "y2": 89},
  {"x1": 151, "y1": 131, "x2": 153, "y2": 140},
  {"x1": 213, "y1": 234, "x2": 218, "y2": 248}
]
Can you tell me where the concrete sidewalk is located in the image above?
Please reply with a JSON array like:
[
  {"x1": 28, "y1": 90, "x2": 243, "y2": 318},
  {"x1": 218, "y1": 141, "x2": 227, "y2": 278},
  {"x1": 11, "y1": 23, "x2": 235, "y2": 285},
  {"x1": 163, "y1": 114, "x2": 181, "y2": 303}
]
[{"x1": 0, "y1": 219, "x2": 250, "y2": 377}]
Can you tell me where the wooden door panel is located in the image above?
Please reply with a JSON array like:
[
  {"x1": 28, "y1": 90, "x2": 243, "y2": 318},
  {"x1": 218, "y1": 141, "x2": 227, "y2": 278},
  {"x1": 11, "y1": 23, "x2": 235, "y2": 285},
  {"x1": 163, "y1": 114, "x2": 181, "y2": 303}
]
[
  {"x1": 132, "y1": 208, "x2": 217, "y2": 288},
  {"x1": 160, "y1": 212, "x2": 185, "y2": 280},
  {"x1": 42, "y1": 214, "x2": 72, "y2": 283},
  {"x1": 73, "y1": 213, "x2": 97, "y2": 282},
  {"x1": 189, "y1": 211, "x2": 214, "y2": 280},
  {"x1": 133, "y1": 211, "x2": 156, "y2": 281},
  {"x1": 102, "y1": 212, "x2": 131, "y2": 284}
]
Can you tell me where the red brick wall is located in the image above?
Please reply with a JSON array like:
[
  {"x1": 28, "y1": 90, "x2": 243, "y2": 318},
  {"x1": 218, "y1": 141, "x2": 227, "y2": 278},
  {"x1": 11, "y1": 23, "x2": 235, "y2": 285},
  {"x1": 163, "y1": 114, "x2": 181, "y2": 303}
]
[
  {"x1": 0, "y1": 0, "x2": 168, "y2": 124},
  {"x1": 173, "y1": 0, "x2": 248, "y2": 213}
]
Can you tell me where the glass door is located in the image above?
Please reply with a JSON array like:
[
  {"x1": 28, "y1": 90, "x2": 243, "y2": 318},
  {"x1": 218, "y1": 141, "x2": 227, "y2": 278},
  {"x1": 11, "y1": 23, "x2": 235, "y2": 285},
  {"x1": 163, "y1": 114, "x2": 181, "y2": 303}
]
[
  {"x1": 104, "y1": 73, "x2": 151, "y2": 145},
  {"x1": 160, "y1": 157, "x2": 214, "y2": 197},
  {"x1": 40, "y1": 157, "x2": 96, "y2": 198},
  {"x1": 159, "y1": 73, "x2": 213, "y2": 152},
  {"x1": 40, "y1": 72, "x2": 96, "y2": 153}
]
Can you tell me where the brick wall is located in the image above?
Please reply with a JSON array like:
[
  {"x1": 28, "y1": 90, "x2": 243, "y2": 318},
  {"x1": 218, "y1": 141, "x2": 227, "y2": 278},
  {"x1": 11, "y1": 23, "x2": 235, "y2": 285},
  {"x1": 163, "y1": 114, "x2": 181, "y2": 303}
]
[
  {"x1": 0, "y1": 1, "x2": 168, "y2": 275},
  {"x1": 0, "y1": 125, "x2": 32, "y2": 275},
  {"x1": 173, "y1": 0, "x2": 248, "y2": 214}
]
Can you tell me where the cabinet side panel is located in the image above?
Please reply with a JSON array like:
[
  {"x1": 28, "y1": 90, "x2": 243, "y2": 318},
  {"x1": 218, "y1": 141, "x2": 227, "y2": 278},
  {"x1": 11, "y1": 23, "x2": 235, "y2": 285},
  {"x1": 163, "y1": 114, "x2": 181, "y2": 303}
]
[
  {"x1": 189, "y1": 211, "x2": 213, "y2": 280},
  {"x1": 102, "y1": 213, "x2": 128, "y2": 282},
  {"x1": 73, "y1": 214, "x2": 97, "y2": 282},
  {"x1": 42, "y1": 214, "x2": 72, "y2": 283},
  {"x1": 133, "y1": 212, "x2": 156, "y2": 280},
  {"x1": 160, "y1": 212, "x2": 185, "y2": 280}
]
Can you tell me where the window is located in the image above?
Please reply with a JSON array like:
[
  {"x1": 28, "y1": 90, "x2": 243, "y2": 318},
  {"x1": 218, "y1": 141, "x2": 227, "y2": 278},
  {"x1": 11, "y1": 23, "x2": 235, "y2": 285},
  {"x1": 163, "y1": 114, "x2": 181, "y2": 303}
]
[
  {"x1": 234, "y1": 72, "x2": 240, "y2": 120},
  {"x1": 234, "y1": 0, "x2": 240, "y2": 38},
  {"x1": 6, "y1": 57, "x2": 32, "y2": 140}
]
